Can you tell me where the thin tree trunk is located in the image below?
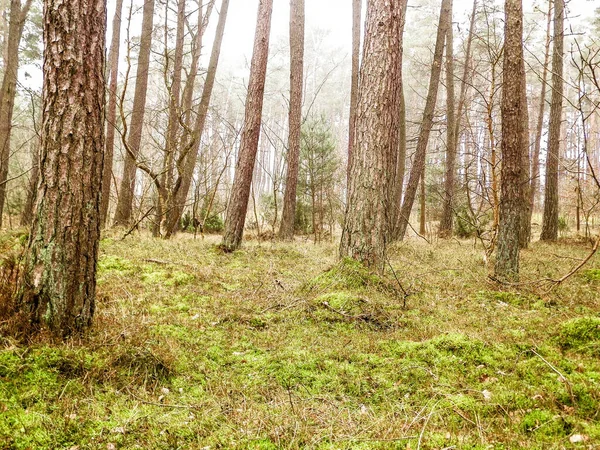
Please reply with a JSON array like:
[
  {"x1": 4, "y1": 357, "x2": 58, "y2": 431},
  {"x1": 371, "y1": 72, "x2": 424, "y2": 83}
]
[
  {"x1": 20, "y1": 137, "x2": 40, "y2": 226},
  {"x1": 163, "y1": 0, "x2": 186, "y2": 200},
  {"x1": 394, "y1": 0, "x2": 452, "y2": 241},
  {"x1": 113, "y1": 0, "x2": 155, "y2": 226},
  {"x1": 221, "y1": 0, "x2": 273, "y2": 251},
  {"x1": 390, "y1": 0, "x2": 408, "y2": 237},
  {"x1": 0, "y1": 0, "x2": 33, "y2": 228},
  {"x1": 339, "y1": 0, "x2": 403, "y2": 272},
  {"x1": 519, "y1": 45, "x2": 531, "y2": 248},
  {"x1": 278, "y1": 0, "x2": 305, "y2": 240},
  {"x1": 101, "y1": 0, "x2": 124, "y2": 227},
  {"x1": 529, "y1": 0, "x2": 552, "y2": 226},
  {"x1": 439, "y1": 17, "x2": 456, "y2": 237},
  {"x1": 347, "y1": 0, "x2": 361, "y2": 187},
  {"x1": 495, "y1": 0, "x2": 526, "y2": 281},
  {"x1": 162, "y1": 0, "x2": 228, "y2": 238},
  {"x1": 419, "y1": 170, "x2": 426, "y2": 235},
  {"x1": 540, "y1": 0, "x2": 564, "y2": 241},
  {"x1": 17, "y1": 0, "x2": 106, "y2": 336}
]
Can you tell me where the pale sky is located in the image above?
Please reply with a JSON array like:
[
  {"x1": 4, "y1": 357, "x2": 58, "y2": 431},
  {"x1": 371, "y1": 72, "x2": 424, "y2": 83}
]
[{"x1": 21, "y1": 0, "x2": 600, "y2": 91}]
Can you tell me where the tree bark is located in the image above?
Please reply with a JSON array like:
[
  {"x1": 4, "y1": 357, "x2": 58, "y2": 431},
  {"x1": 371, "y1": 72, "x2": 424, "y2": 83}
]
[
  {"x1": 0, "y1": 0, "x2": 33, "y2": 228},
  {"x1": 221, "y1": 0, "x2": 273, "y2": 251},
  {"x1": 540, "y1": 0, "x2": 564, "y2": 241},
  {"x1": 495, "y1": 0, "x2": 526, "y2": 281},
  {"x1": 439, "y1": 17, "x2": 456, "y2": 238},
  {"x1": 100, "y1": 0, "x2": 124, "y2": 227},
  {"x1": 17, "y1": 0, "x2": 106, "y2": 336},
  {"x1": 113, "y1": 0, "x2": 155, "y2": 226},
  {"x1": 519, "y1": 45, "x2": 531, "y2": 248},
  {"x1": 163, "y1": 0, "x2": 186, "y2": 203},
  {"x1": 278, "y1": 0, "x2": 305, "y2": 240},
  {"x1": 347, "y1": 0, "x2": 361, "y2": 187},
  {"x1": 394, "y1": 0, "x2": 452, "y2": 241},
  {"x1": 20, "y1": 137, "x2": 39, "y2": 226},
  {"x1": 439, "y1": 0, "x2": 477, "y2": 238},
  {"x1": 390, "y1": 0, "x2": 408, "y2": 237},
  {"x1": 529, "y1": 0, "x2": 552, "y2": 225},
  {"x1": 339, "y1": 0, "x2": 403, "y2": 272},
  {"x1": 162, "y1": 0, "x2": 228, "y2": 238}
]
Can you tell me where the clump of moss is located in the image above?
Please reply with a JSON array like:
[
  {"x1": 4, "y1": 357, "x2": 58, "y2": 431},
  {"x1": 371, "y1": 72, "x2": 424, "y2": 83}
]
[
  {"x1": 476, "y1": 290, "x2": 537, "y2": 307},
  {"x1": 309, "y1": 291, "x2": 395, "y2": 329},
  {"x1": 97, "y1": 255, "x2": 135, "y2": 274},
  {"x1": 582, "y1": 268, "x2": 600, "y2": 282},
  {"x1": 557, "y1": 317, "x2": 600, "y2": 355},
  {"x1": 111, "y1": 347, "x2": 172, "y2": 385},
  {"x1": 521, "y1": 409, "x2": 572, "y2": 439},
  {"x1": 303, "y1": 258, "x2": 394, "y2": 294}
]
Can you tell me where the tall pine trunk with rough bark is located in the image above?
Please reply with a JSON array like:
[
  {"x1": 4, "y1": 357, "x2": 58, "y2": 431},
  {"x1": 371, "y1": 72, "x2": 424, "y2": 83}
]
[
  {"x1": 339, "y1": 0, "x2": 402, "y2": 272},
  {"x1": 495, "y1": 0, "x2": 526, "y2": 281},
  {"x1": 279, "y1": 0, "x2": 305, "y2": 240},
  {"x1": 221, "y1": 0, "x2": 273, "y2": 251},
  {"x1": 540, "y1": 0, "x2": 564, "y2": 242},
  {"x1": 0, "y1": 0, "x2": 33, "y2": 228},
  {"x1": 100, "y1": 0, "x2": 124, "y2": 227},
  {"x1": 113, "y1": 0, "x2": 155, "y2": 226},
  {"x1": 17, "y1": 0, "x2": 106, "y2": 336},
  {"x1": 394, "y1": 0, "x2": 452, "y2": 241}
]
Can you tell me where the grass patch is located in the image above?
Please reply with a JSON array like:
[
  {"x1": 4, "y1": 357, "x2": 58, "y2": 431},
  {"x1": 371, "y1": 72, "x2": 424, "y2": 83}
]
[{"x1": 1, "y1": 234, "x2": 599, "y2": 448}]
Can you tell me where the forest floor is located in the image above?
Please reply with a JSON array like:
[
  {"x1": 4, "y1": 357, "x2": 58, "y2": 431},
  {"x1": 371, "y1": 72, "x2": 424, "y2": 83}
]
[{"x1": 1, "y1": 230, "x2": 600, "y2": 449}]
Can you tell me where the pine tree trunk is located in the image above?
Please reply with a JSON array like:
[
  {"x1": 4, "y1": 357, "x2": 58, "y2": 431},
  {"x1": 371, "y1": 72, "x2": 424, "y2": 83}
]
[
  {"x1": 346, "y1": 0, "x2": 361, "y2": 187},
  {"x1": 519, "y1": 51, "x2": 531, "y2": 248},
  {"x1": 390, "y1": 0, "x2": 408, "y2": 237},
  {"x1": 540, "y1": 0, "x2": 564, "y2": 241},
  {"x1": 0, "y1": 0, "x2": 32, "y2": 228},
  {"x1": 17, "y1": 0, "x2": 106, "y2": 336},
  {"x1": 20, "y1": 137, "x2": 39, "y2": 226},
  {"x1": 163, "y1": 0, "x2": 186, "y2": 206},
  {"x1": 394, "y1": 0, "x2": 451, "y2": 241},
  {"x1": 495, "y1": 0, "x2": 526, "y2": 281},
  {"x1": 162, "y1": 0, "x2": 228, "y2": 238},
  {"x1": 221, "y1": 0, "x2": 273, "y2": 251},
  {"x1": 113, "y1": 0, "x2": 155, "y2": 226},
  {"x1": 278, "y1": 0, "x2": 305, "y2": 240},
  {"x1": 100, "y1": 0, "x2": 124, "y2": 227},
  {"x1": 439, "y1": 0, "x2": 476, "y2": 238},
  {"x1": 439, "y1": 18, "x2": 456, "y2": 238},
  {"x1": 339, "y1": 0, "x2": 403, "y2": 272},
  {"x1": 529, "y1": 0, "x2": 552, "y2": 224}
]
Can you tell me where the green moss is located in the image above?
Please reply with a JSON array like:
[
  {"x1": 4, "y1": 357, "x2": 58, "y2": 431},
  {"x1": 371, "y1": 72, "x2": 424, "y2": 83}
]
[
  {"x1": 557, "y1": 317, "x2": 600, "y2": 354},
  {"x1": 475, "y1": 290, "x2": 537, "y2": 307},
  {"x1": 304, "y1": 258, "x2": 387, "y2": 293},
  {"x1": 583, "y1": 268, "x2": 600, "y2": 282},
  {"x1": 521, "y1": 409, "x2": 571, "y2": 439},
  {"x1": 97, "y1": 255, "x2": 135, "y2": 274}
]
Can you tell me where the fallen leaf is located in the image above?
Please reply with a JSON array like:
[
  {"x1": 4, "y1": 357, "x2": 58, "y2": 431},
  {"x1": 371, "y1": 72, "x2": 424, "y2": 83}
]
[{"x1": 569, "y1": 434, "x2": 589, "y2": 443}]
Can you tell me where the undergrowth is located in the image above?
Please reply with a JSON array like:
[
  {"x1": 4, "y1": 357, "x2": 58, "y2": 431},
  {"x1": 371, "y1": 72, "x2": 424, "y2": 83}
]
[{"x1": 0, "y1": 233, "x2": 599, "y2": 449}]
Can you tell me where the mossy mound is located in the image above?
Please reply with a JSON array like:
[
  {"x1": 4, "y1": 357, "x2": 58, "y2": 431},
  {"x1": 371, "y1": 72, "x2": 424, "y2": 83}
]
[{"x1": 557, "y1": 316, "x2": 600, "y2": 355}]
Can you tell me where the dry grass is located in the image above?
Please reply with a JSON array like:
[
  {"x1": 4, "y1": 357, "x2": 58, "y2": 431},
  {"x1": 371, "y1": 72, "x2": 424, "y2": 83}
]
[{"x1": 0, "y1": 231, "x2": 599, "y2": 449}]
